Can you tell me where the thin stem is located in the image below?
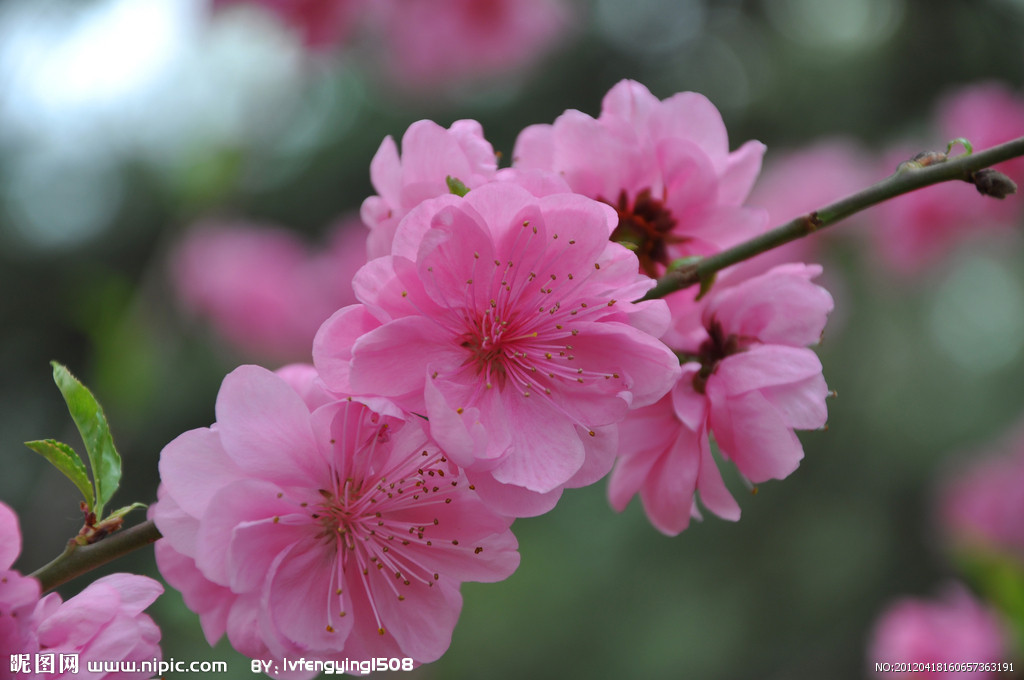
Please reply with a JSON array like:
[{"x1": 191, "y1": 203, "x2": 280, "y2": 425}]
[
  {"x1": 642, "y1": 135, "x2": 1024, "y2": 300},
  {"x1": 30, "y1": 520, "x2": 162, "y2": 593}
]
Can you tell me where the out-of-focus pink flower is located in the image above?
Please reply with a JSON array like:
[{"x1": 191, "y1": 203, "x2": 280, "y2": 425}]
[
  {"x1": 171, "y1": 218, "x2": 366, "y2": 362},
  {"x1": 152, "y1": 364, "x2": 519, "y2": 672},
  {"x1": 611, "y1": 264, "x2": 832, "y2": 534},
  {"x1": 870, "y1": 82, "x2": 1024, "y2": 272},
  {"x1": 937, "y1": 427, "x2": 1024, "y2": 563},
  {"x1": 514, "y1": 79, "x2": 768, "y2": 278},
  {"x1": 867, "y1": 584, "x2": 1010, "y2": 678},
  {"x1": 213, "y1": 0, "x2": 362, "y2": 50},
  {"x1": 371, "y1": 0, "x2": 570, "y2": 89},
  {"x1": 362, "y1": 120, "x2": 498, "y2": 260},
  {"x1": 1, "y1": 501, "x2": 163, "y2": 680},
  {"x1": 317, "y1": 182, "x2": 679, "y2": 517}
]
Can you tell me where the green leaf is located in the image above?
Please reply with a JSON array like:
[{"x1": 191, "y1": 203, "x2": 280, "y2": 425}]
[
  {"x1": 106, "y1": 502, "x2": 148, "y2": 522},
  {"x1": 50, "y1": 361, "x2": 122, "y2": 518},
  {"x1": 446, "y1": 175, "x2": 470, "y2": 197},
  {"x1": 24, "y1": 439, "x2": 95, "y2": 510}
]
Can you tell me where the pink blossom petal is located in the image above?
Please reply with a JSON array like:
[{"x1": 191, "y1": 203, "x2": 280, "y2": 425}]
[
  {"x1": 158, "y1": 427, "x2": 242, "y2": 519},
  {"x1": 150, "y1": 489, "x2": 201, "y2": 557},
  {"x1": 707, "y1": 386, "x2": 805, "y2": 483},
  {"x1": 651, "y1": 90, "x2": 730, "y2": 166},
  {"x1": 602, "y1": 79, "x2": 661, "y2": 130},
  {"x1": 154, "y1": 540, "x2": 231, "y2": 646},
  {"x1": 639, "y1": 426, "x2": 702, "y2": 536},
  {"x1": 423, "y1": 374, "x2": 502, "y2": 468},
  {"x1": 705, "y1": 263, "x2": 833, "y2": 346},
  {"x1": 367, "y1": 574, "x2": 461, "y2": 663},
  {"x1": 711, "y1": 345, "x2": 824, "y2": 396},
  {"x1": 717, "y1": 139, "x2": 767, "y2": 206},
  {"x1": 313, "y1": 305, "x2": 384, "y2": 394},
  {"x1": 195, "y1": 479, "x2": 298, "y2": 587},
  {"x1": 490, "y1": 397, "x2": 586, "y2": 493},
  {"x1": 216, "y1": 365, "x2": 327, "y2": 486},
  {"x1": 368, "y1": 135, "x2": 402, "y2": 207},
  {"x1": 697, "y1": 441, "x2": 741, "y2": 521},
  {"x1": 349, "y1": 317, "x2": 462, "y2": 398},
  {"x1": 567, "y1": 321, "x2": 680, "y2": 409},
  {"x1": 89, "y1": 574, "x2": 163, "y2": 616},
  {"x1": 511, "y1": 124, "x2": 555, "y2": 169},
  {"x1": 761, "y1": 372, "x2": 830, "y2": 430},
  {"x1": 465, "y1": 470, "x2": 564, "y2": 517},
  {"x1": 264, "y1": 540, "x2": 352, "y2": 650},
  {"x1": 565, "y1": 424, "x2": 618, "y2": 489}
]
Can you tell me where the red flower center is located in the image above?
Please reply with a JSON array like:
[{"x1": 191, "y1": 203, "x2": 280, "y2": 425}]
[{"x1": 603, "y1": 188, "x2": 686, "y2": 278}]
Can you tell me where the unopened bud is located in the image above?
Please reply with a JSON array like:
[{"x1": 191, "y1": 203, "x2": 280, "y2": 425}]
[{"x1": 971, "y1": 169, "x2": 1017, "y2": 199}]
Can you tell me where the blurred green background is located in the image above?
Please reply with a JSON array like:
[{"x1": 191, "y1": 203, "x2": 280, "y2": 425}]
[{"x1": 2, "y1": 0, "x2": 1024, "y2": 678}]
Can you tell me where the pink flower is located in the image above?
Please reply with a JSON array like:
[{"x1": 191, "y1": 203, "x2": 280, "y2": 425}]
[
  {"x1": 867, "y1": 584, "x2": 1010, "y2": 678},
  {"x1": 31, "y1": 575, "x2": 163, "y2": 680},
  {"x1": 696, "y1": 264, "x2": 833, "y2": 482},
  {"x1": 362, "y1": 119, "x2": 498, "y2": 260},
  {"x1": 609, "y1": 264, "x2": 832, "y2": 534},
  {"x1": 1, "y1": 501, "x2": 163, "y2": 680},
  {"x1": 937, "y1": 427, "x2": 1024, "y2": 563},
  {"x1": 171, "y1": 218, "x2": 366, "y2": 362},
  {"x1": 213, "y1": 0, "x2": 362, "y2": 51},
  {"x1": 316, "y1": 182, "x2": 680, "y2": 516},
  {"x1": 513, "y1": 79, "x2": 768, "y2": 277},
  {"x1": 152, "y1": 364, "x2": 519, "y2": 671},
  {"x1": 1, "y1": 501, "x2": 41, "y2": 665},
  {"x1": 371, "y1": 0, "x2": 571, "y2": 89}
]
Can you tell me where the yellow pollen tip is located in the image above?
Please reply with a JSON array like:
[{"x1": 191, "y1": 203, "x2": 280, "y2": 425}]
[
  {"x1": 379, "y1": 627, "x2": 386, "y2": 636},
  {"x1": 456, "y1": 407, "x2": 464, "y2": 414},
  {"x1": 272, "y1": 516, "x2": 280, "y2": 524},
  {"x1": 588, "y1": 430, "x2": 596, "y2": 437},
  {"x1": 326, "y1": 625, "x2": 334, "y2": 633}
]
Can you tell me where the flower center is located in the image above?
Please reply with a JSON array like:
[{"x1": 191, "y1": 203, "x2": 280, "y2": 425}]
[
  {"x1": 692, "y1": 320, "x2": 749, "y2": 394},
  {"x1": 603, "y1": 188, "x2": 685, "y2": 278},
  {"x1": 302, "y1": 436, "x2": 477, "y2": 636},
  {"x1": 459, "y1": 311, "x2": 538, "y2": 390}
]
